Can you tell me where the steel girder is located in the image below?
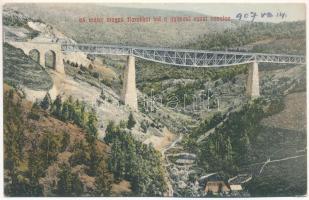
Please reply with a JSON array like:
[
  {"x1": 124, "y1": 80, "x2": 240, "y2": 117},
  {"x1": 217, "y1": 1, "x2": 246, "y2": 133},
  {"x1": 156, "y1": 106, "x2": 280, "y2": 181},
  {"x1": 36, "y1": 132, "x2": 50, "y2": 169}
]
[{"x1": 61, "y1": 43, "x2": 306, "y2": 67}]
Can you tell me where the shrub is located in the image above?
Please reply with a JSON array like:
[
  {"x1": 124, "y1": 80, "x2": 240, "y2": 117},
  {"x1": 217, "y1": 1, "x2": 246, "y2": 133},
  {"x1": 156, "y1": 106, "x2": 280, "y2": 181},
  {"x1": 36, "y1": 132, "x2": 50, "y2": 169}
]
[
  {"x1": 92, "y1": 72, "x2": 99, "y2": 78},
  {"x1": 127, "y1": 112, "x2": 136, "y2": 130},
  {"x1": 80, "y1": 65, "x2": 87, "y2": 71}
]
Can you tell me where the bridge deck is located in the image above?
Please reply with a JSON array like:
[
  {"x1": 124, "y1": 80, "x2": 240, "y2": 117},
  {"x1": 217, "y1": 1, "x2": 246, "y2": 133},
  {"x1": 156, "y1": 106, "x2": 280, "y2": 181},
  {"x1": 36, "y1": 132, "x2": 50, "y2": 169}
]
[{"x1": 61, "y1": 43, "x2": 305, "y2": 67}]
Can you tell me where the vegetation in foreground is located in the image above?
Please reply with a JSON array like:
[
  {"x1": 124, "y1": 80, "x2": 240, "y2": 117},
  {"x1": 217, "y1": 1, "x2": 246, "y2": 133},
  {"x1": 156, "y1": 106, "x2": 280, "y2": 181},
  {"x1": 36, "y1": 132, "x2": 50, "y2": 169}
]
[{"x1": 4, "y1": 85, "x2": 167, "y2": 197}]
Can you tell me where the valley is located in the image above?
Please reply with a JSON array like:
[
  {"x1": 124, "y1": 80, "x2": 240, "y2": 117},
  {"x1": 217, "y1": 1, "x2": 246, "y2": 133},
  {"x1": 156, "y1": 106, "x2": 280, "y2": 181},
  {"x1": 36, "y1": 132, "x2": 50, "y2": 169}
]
[{"x1": 2, "y1": 4, "x2": 307, "y2": 197}]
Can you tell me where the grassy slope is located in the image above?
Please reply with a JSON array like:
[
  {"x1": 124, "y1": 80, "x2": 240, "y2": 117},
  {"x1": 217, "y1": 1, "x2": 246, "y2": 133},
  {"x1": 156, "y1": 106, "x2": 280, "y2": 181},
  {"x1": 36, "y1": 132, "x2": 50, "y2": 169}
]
[
  {"x1": 6, "y1": 4, "x2": 237, "y2": 47},
  {"x1": 261, "y1": 92, "x2": 306, "y2": 131},
  {"x1": 3, "y1": 42, "x2": 53, "y2": 91},
  {"x1": 245, "y1": 91, "x2": 307, "y2": 197},
  {"x1": 247, "y1": 157, "x2": 306, "y2": 197}
]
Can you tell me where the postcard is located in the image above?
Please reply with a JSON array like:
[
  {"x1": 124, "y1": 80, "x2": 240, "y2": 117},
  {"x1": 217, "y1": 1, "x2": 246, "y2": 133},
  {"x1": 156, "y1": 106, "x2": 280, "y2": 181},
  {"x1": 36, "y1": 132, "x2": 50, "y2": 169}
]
[{"x1": 2, "y1": 1, "x2": 307, "y2": 198}]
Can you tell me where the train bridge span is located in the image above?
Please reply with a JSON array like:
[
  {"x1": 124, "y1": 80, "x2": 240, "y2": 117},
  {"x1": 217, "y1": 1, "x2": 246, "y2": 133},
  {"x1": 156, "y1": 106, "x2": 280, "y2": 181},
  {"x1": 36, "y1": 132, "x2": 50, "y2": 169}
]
[{"x1": 8, "y1": 41, "x2": 306, "y2": 110}]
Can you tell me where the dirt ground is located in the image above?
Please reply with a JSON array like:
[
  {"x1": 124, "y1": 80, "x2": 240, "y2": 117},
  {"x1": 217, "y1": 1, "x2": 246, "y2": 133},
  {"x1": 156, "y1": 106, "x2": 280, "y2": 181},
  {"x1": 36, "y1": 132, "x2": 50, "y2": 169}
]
[
  {"x1": 111, "y1": 180, "x2": 132, "y2": 196},
  {"x1": 143, "y1": 128, "x2": 177, "y2": 151}
]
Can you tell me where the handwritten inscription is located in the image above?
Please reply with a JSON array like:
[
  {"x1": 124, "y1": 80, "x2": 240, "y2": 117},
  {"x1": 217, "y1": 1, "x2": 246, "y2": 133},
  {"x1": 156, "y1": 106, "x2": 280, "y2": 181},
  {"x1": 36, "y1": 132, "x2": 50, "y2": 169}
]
[{"x1": 236, "y1": 11, "x2": 287, "y2": 22}]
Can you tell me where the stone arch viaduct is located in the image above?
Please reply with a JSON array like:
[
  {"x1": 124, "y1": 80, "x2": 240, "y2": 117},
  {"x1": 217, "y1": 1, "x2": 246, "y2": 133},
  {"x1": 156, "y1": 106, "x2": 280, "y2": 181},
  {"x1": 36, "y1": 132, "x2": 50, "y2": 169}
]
[
  {"x1": 8, "y1": 42, "x2": 306, "y2": 110},
  {"x1": 9, "y1": 41, "x2": 65, "y2": 74}
]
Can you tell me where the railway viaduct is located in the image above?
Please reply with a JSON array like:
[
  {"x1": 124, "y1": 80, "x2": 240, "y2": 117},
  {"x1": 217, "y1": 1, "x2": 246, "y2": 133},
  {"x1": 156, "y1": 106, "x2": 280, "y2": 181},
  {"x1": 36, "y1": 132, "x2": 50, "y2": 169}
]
[{"x1": 8, "y1": 41, "x2": 306, "y2": 110}]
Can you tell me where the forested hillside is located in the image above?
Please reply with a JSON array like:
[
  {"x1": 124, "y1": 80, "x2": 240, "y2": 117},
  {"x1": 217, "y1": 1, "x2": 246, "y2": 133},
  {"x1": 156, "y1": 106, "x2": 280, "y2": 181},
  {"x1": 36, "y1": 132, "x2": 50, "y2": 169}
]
[
  {"x1": 4, "y1": 85, "x2": 166, "y2": 197},
  {"x1": 185, "y1": 21, "x2": 306, "y2": 54}
]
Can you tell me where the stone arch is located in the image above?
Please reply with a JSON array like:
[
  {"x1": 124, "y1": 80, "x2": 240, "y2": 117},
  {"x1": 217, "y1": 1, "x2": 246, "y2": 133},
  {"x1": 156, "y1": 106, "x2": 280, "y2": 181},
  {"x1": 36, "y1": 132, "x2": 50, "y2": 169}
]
[
  {"x1": 29, "y1": 49, "x2": 40, "y2": 63},
  {"x1": 45, "y1": 50, "x2": 56, "y2": 69}
]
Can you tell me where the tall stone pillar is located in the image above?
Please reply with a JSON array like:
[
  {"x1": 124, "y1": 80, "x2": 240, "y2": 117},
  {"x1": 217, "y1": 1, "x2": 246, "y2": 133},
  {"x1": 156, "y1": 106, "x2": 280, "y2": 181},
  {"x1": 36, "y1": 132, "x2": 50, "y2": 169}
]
[
  {"x1": 39, "y1": 50, "x2": 45, "y2": 67},
  {"x1": 55, "y1": 52, "x2": 65, "y2": 74},
  {"x1": 122, "y1": 55, "x2": 138, "y2": 110},
  {"x1": 246, "y1": 61, "x2": 260, "y2": 98}
]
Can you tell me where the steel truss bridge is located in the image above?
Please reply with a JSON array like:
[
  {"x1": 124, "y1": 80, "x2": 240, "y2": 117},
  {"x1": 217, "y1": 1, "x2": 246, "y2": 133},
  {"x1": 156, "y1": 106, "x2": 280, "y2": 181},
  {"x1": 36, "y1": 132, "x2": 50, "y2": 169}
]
[{"x1": 61, "y1": 43, "x2": 306, "y2": 67}]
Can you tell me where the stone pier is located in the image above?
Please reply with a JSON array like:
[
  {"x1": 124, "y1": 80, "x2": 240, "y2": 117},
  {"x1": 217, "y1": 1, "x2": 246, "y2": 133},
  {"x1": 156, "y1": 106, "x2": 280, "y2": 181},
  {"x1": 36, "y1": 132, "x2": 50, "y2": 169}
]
[
  {"x1": 122, "y1": 55, "x2": 138, "y2": 110},
  {"x1": 246, "y1": 61, "x2": 260, "y2": 98}
]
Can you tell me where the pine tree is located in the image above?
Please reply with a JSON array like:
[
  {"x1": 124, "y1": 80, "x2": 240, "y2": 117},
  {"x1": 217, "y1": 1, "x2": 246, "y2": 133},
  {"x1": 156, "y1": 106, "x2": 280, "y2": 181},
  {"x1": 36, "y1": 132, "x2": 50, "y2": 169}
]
[
  {"x1": 109, "y1": 138, "x2": 126, "y2": 180},
  {"x1": 56, "y1": 164, "x2": 73, "y2": 196},
  {"x1": 69, "y1": 140, "x2": 88, "y2": 166},
  {"x1": 105, "y1": 121, "x2": 115, "y2": 134},
  {"x1": 52, "y1": 95, "x2": 62, "y2": 118},
  {"x1": 75, "y1": 99, "x2": 80, "y2": 107},
  {"x1": 26, "y1": 141, "x2": 44, "y2": 196},
  {"x1": 80, "y1": 103, "x2": 86, "y2": 128},
  {"x1": 84, "y1": 109, "x2": 99, "y2": 176},
  {"x1": 4, "y1": 91, "x2": 25, "y2": 178},
  {"x1": 127, "y1": 112, "x2": 136, "y2": 130},
  {"x1": 68, "y1": 96, "x2": 73, "y2": 103},
  {"x1": 39, "y1": 133, "x2": 60, "y2": 167},
  {"x1": 61, "y1": 102, "x2": 69, "y2": 122},
  {"x1": 88, "y1": 144, "x2": 100, "y2": 176},
  {"x1": 68, "y1": 103, "x2": 74, "y2": 120},
  {"x1": 56, "y1": 163, "x2": 84, "y2": 196},
  {"x1": 125, "y1": 137, "x2": 137, "y2": 178},
  {"x1": 225, "y1": 137, "x2": 233, "y2": 161},
  {"x1": 72, "y1": 173, "x2": 83, "y2": 196},
  {"x1": 131, "y1": 156, "x2": 149, "y2": 196},
  {"x1": 239, "y1": 133, "x2": 252, "y2": 164},
  {"x1": 61, "y1": 131, "x2": 70, "y2": 152},
  {"x1": 94, "y1": 161, "x2": 112, "y2": 196},
  {"x1": 73, "y1": 110, "x2": 82, "y2": 127},
  {"x1": 40, "y1": 92, "x2": 51, "y2": 110},
  {"x1": 86, "y1": 110, "x2": 98, "y2": 143},
  {"x1": 104, "y1": 121, "x2": 116, "y2": 144}
]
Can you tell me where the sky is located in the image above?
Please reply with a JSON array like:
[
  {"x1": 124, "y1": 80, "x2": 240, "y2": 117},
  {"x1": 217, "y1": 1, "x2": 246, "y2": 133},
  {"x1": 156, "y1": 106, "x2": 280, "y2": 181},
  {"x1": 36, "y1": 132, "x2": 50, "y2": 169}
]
[{"x1": 107, "y1": 3, "x2": 306, "y2": 23}]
